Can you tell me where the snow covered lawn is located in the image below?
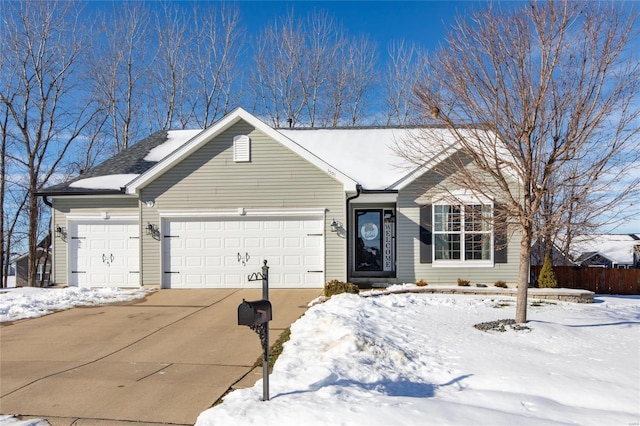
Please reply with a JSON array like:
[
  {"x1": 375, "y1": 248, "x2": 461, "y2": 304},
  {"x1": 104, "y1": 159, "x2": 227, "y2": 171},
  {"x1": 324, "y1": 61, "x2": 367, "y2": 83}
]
[
  {"x1": 198, "y1": 292, "x2": 640, "y2": 426},
  {"x1": 0, "y1": 287, "x2": 149, "y2": 323}
]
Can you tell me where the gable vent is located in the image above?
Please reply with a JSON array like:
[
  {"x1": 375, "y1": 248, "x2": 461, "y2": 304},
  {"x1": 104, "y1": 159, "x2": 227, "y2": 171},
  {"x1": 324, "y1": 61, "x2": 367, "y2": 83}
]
[{"x1": 233, "y1": 135, "x2": 251, "y2": 162}]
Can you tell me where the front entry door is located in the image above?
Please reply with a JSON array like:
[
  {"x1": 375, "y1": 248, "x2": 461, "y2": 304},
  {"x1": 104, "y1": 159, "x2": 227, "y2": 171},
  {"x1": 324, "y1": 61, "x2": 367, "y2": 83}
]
[{"x1": 354, "y1": 209, "x2": 395, "y2": 275}]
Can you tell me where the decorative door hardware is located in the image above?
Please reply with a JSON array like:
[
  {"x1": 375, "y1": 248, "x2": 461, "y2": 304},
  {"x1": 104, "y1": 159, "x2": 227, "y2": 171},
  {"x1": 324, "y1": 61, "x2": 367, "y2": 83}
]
[
  {"x1": 102, "y1": 253, "x2": 115, "y2": 267},
  {"x1": 238, "y1": 252, "x2": 250, "y2": 266}
]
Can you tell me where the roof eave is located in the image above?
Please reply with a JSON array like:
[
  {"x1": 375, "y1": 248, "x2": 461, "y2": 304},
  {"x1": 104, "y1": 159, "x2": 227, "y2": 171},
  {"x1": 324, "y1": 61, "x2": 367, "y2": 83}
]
[{"x1": 35, "y1": 189, "x2": 127, "y2": 197}]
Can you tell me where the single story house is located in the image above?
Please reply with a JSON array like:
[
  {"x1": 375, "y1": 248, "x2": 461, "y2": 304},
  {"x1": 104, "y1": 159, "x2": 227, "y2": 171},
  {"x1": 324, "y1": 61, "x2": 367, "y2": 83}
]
[
  {"x1": 532, "y1": 234, "x2": 640, "y2": 268},
  {"x1": 13, "y1": 236, "x2": 52, "y2": 287},
  {"x1": 37, "y1": 108, "x2": 521, "y2": 289},
  {"x1": 570, "y1": 234, "x2": 640, "y2": 268}
]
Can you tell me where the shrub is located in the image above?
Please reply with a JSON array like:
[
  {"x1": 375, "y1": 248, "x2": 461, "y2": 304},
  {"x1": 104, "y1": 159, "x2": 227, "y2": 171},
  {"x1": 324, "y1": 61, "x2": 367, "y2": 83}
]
[
  {"x1": 538, "y1": 254, "x2": 558, "y2": 288},
  {"x1": 324, "y1": 280, "x2": 360, "y2": 297},
  {"x1": 457, "y1": 278, "x2": 471, "y2": 287},
  {"x1": 415, "y1": 279, "x2": 428, "y2": 287},
  {"x1": 494, "y1": 280, "x2": 508, "y2": 288}
]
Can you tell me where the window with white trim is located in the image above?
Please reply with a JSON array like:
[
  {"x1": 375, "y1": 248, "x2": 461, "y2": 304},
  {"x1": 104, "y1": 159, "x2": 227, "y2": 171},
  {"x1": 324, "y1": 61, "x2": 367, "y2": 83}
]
[
  {"x1": 36, "y1": 263, "x2": 51, "y2": 283},
  {"x1": 433, "y1": 204, "x2": 492, "y2": 262}
]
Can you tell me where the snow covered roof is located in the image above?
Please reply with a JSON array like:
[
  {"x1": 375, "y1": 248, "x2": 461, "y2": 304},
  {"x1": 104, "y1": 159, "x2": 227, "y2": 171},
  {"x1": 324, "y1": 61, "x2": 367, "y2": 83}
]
[
  {"x1": 39, "y1": 108, "x2": 473, "y2": 194},
  {"x1": 569, "y1": 234, "x2": 640, "y2": 265},
  {"x1": 278, "y1": 128, "x2": 420, "y2": 190}
]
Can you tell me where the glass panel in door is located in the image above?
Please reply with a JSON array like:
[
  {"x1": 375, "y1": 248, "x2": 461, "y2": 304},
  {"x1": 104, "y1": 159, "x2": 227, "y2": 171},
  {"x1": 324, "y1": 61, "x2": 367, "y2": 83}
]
[{"x1": 355, "y1": 210, "x2": 382, "y2": 271}]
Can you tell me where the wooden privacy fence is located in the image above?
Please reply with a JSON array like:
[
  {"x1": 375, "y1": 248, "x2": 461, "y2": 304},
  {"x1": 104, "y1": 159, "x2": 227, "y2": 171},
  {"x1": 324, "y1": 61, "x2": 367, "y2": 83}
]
[{"x1": 531, "y1": 266, "x2": 640, "y2": 295}]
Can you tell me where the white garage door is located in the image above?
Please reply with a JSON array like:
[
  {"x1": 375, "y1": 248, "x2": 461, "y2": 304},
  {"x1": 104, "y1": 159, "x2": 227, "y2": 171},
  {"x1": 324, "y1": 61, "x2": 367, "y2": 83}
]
[
  {"x1": 162, "y1": 216, "x2": 324, "y2": 288},
  {"x1": 69, "y1": 221, "x2": 140, "y2": 287}
]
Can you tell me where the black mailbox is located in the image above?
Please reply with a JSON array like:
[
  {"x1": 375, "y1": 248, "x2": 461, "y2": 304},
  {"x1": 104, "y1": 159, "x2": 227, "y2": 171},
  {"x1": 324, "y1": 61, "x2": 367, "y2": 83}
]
[{"x1": 238, "y1": 299, "x2": 272, "y2": 326}]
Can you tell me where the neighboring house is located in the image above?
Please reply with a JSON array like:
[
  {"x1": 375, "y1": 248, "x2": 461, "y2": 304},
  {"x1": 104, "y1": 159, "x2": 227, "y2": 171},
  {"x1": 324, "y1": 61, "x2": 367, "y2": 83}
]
[
  {"x1": 14, "y1": 236, "x2": 52, "y2": 287},
  {"x1": 530, "y1": 238, "x2": 575, "y2": 267},
  {"x1": 37, "y1": 108, "x2": 521, "y2": 289},
  {"x1": 2, "y1": 252, "x2": 20, "y2": 288},
  {"x1": 569, "y1": 234, "x2": 640, "y2": 268}
]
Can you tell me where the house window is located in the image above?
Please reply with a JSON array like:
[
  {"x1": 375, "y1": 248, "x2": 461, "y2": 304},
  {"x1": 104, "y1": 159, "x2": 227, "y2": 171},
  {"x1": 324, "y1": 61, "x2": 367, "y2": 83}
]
[
  {"x1": 433, "y1": 204, "x2": 492, "y2": 262},
  {"x1": 233, "y1": 135, "x2": 251, "y2": 162},
  {"x1": 36, "y1": 263, "x2": 51, "y2": 283}
]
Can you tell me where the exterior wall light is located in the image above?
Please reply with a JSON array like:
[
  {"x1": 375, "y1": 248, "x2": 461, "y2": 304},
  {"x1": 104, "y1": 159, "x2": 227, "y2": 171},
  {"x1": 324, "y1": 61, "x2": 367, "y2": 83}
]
[
  {"x1": 330, "y1": 219, "x2": 343, "y2": 233},
  {"x1": 55, "y1": 225, "x2": 67, "y2": 241},
  {"x1": 146, "y1": 223, "x2": 160, "y2": 240}
]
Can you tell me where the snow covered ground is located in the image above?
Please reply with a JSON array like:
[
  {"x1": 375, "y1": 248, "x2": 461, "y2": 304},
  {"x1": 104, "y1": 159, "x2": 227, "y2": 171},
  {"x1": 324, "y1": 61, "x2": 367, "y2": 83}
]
[
  {"x1": 198, "y1": 290, "x2": 640, "y2": 426},
  {"x1": 1, "y1": 287, "x2": 638, "y2": 426},
  {"x1": 0, "y1": 286, "x2": 148, "y2": 323}
]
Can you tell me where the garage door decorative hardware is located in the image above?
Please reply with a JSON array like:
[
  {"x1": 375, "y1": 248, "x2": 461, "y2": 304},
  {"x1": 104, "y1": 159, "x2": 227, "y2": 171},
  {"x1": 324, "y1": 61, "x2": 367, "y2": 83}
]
[
  {"x1": 102, "y1": 253, "x2": 115, "y2": 266},
  {"x1": 238, "y1": 252, "x2": 250, "y2": 266},
  {"x1": 239, "y1": 259, "x2": 271, "y2": 401}
]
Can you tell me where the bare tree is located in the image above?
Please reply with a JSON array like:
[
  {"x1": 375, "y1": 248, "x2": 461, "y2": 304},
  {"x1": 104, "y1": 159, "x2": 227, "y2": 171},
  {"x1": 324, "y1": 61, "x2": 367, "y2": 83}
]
[
  {"x1": 88, "y1": 2, "x2": 154, "y2": 152},
  {"x1": 1, "y1": 0, "x2": 98, "y2": 286},
  {"x1": 148, "y1": 3, "x2": 195, "y2": 130},
  {"x1": 252, "y1": 11, "x2": 306, "y2": 127},
  {"x1": 299, "y1": 9, "x2": 342, "y2": 127},
  {"x1": 192, "y1": 3, "x2": 245, "y2": 128},
  {"x1": 400, "y1": 0, "x2": 639, "y2": 322},
  {"x1": 383, "y1": 40, "x2": 423, "y2": 125},
  {"x1": 327, "y1": 35, "x2": 378, "y2": 126},
  {"x1": 252, "y1": 9, "x2": 380, "y2": 127}
]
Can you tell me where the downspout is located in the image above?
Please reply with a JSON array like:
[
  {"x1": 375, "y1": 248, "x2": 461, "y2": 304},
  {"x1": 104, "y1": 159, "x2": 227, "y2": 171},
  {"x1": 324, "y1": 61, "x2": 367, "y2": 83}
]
[{"x1": 345, "y1": 184, "x2": 362, "y2": 282}]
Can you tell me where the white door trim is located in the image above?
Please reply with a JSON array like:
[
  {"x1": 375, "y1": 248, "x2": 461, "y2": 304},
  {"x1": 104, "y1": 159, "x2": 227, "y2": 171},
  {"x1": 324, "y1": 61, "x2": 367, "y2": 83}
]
[{"x1": 159, "y1": 208, "x2": 327, "y2": 218}]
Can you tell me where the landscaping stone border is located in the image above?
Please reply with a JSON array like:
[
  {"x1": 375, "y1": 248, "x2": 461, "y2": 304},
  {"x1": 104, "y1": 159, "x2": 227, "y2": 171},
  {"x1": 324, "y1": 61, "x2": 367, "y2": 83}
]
[{"x1": 361, "y1": 285, "x2": 594, "y2": 303}]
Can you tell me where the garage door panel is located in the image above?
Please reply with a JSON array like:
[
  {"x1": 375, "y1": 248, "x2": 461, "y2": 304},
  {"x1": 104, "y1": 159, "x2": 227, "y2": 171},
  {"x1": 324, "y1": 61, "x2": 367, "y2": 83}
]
[
  {"x1": 70, "y1": 220, "x2": 139, "y2": 288},
  {"x1": 244, "y1": 237, "x2": 261, "y2": 249},
  {"x1": 163, "y1": 216, "x2": 324, "y2": 289},
  {"x1": 283, "y1": 237, "x2": 301, "y2": 248},
  {"x1": 283, "y1": 256, "x2": 301, "y2": 266},
  {"x1": 205, "y1": 256, "x2": 221, "y2": 267},
  {"x1": 264, "y1": 237, "x2": 280, "y2": 248},
  {"x1": 224, "y1": 238, "x2": 241, "y2": 249},
  {"x1": 205, "y1": 238, "x2": 222, "y2": 249}
]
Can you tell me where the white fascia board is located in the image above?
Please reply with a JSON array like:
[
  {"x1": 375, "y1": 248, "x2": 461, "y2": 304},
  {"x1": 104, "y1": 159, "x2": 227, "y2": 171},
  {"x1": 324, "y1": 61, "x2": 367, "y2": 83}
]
[
  {"x1": 50, "y1": 194, "x2": 138, "y2": 200},
  {"x1": 125, "y1": 107, "x2": 358, "y2": 194}
]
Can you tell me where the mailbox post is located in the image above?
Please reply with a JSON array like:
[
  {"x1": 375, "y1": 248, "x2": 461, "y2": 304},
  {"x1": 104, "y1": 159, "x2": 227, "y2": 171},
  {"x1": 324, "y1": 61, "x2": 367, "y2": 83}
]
[{"x1": 238, "y1": 260, "x2": 271, "y2": 401}]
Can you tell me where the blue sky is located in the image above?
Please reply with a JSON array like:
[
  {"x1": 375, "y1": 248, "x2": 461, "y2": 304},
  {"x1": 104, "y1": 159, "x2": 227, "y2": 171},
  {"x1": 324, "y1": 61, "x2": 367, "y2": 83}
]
[{"x1": 234, "y1": 0, "x2": 481, "y2": 50}]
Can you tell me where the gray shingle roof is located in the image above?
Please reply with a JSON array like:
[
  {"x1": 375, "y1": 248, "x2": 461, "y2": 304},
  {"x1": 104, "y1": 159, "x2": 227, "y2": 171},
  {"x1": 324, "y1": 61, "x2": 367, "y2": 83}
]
[{"x1": 38, "y1": 131, "x2": 169, "y2": 195}]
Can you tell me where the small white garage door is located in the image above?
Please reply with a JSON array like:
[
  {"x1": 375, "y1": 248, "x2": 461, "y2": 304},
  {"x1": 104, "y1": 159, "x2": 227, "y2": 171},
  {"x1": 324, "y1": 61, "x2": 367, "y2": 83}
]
[
  {"x1": 68, "y1": 221, "x2": 140, "y2": 287},
  {"x1": 162, "y1": 216, "x2": 324, "y2": 288}
]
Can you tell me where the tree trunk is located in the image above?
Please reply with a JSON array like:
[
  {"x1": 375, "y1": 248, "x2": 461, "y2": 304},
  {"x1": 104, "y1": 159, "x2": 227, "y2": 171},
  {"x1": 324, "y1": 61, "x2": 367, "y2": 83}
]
[
  {"x1": 516, "y1": 228, "x2": 531, "y2": 323},
  {"x1": 27, "y1": 190, "x2": 39, "y2": 287}
]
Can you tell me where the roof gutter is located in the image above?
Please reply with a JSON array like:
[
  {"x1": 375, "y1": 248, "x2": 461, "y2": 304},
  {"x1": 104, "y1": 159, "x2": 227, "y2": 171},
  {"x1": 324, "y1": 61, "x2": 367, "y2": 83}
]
[{"x1": 34, "y1": 189, "x2": 127, "y2": 197}]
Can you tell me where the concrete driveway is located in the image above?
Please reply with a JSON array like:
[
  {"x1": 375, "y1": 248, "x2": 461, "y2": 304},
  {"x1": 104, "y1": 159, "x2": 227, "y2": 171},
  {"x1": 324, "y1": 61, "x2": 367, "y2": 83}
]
[{"x1": 0, "y1": 288, "x2": 322, "y2": 425}]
